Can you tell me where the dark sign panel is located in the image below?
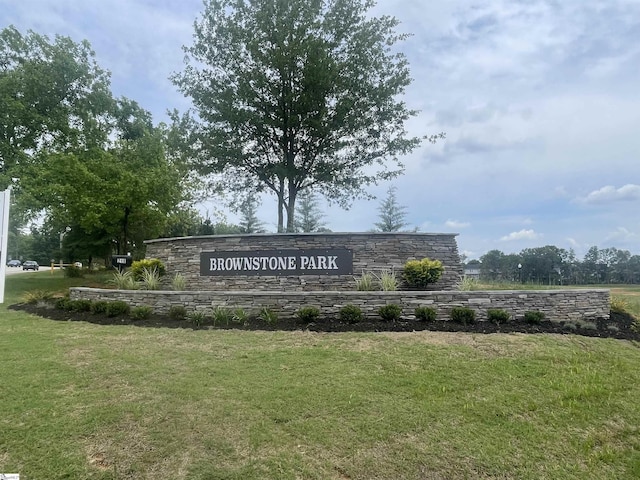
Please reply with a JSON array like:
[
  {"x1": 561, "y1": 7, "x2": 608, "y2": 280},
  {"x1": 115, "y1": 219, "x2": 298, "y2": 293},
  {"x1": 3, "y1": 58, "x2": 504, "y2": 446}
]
[{"x1": 200, "y1": 249, "x2": 353, "y2": 276}]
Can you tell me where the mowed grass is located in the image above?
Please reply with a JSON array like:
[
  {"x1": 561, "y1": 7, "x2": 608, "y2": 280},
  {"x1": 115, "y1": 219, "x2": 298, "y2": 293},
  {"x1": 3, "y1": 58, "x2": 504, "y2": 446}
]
[{"x1": 2, "y1": 273, "x2": 640, "y2": 479}]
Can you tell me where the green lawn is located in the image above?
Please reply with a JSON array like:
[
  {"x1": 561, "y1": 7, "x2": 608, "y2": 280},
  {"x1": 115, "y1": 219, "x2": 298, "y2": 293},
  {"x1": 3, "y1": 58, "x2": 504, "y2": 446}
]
[{"x1": 2, "y1": 272, "x2": 640, "y2": 479}]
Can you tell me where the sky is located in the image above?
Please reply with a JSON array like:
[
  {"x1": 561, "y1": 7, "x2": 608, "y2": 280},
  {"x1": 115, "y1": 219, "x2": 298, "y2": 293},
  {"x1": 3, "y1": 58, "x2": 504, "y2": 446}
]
[{"x1": 3, "y1": 0, "x2": 639, "y2": 260}]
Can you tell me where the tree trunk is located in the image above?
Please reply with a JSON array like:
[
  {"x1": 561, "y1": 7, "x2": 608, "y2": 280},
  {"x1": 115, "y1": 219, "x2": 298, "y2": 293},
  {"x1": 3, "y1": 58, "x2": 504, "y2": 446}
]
[
  {"x1": 277, "y1": 178, "x2": 285, "y2": 233},
  {"x1": 285, "y1": 181, "x2": 297, "y2": 233}
]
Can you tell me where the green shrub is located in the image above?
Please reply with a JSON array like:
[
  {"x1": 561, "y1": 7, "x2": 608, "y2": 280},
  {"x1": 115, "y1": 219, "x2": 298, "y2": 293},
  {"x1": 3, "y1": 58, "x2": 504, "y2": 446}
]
[
  {"x1": 610, "y1": 296, "x2": 629, "y2": 314},
  {"x1": 130, "y1": 305, "x2": 153, "y2": 320},
  {"x1": 169, "y1": 305, "x2": 187, "y2": 320},
  {"x1": 232, "y1": 308, "x2": 248, "y2": 324},
  {"x1": 90, "y1": 301, "x2": 109, "y2": 315},
  {"x1": 64, "y1": 264, "x2": 83, "y2": 278},
  {"x1": 140, "y1": 267, "x2": 161, "y2": 290},
  {"x1": 130, "y1": 258, "x2": 166, "y2": 281},
  {"x1": 69, "y1": 299, "x2": 92, "y2": 312},
  {"x1": 111, "y1": 270, "x2": 138, "y2": 290},
  {"x1": 450, "y1": 306, "x2": 475, "y2": 325},
  {"x1": 55, "y1": 297, "x2": 73, "y2": 311},
  {"x1": 23, "y1": 289, "x2": 54, "y2": 305},
  {"x1": 211, "y1": 306, "x2": 233, "y2": 326},
  {"x1": 415, "y1": 306, "x2": 437, "y2": 322},
  {"x1": 297, "y1": 306, "x2": 321, "y2": 322},
  {"x1": 378, "y1": 304, "x2": 402, "y2": 321},
  {"x1": 106, "y1": 301, "x2": 130, "y2": 317},
  {"x1": 259, "y1": 307, "x2": 278, "y2": 325},
  {"x1": 172, "y1": 273, "x2": 186, "y2": 291},
  {"x1": 402, "y1": 258, "x2": 444, "y2": 289},
  {"x1": 378, "y1": 270, "x2": 399, "y2": 291},
  {"x1": 487, "y1": 308, "x2": 511, "y2": 325},
  {"x1": 188, "y1": 310, "x2": 207, "y2": 328},
  {"x1": 524, "y1": 310, "x2": 545, "y2": 324},
  {"x1": 354, "y1": 272, "x2": 377, "y2": 291},
  {"x1": 339, "y1": 304, "x2": 363, "y2": 324}
]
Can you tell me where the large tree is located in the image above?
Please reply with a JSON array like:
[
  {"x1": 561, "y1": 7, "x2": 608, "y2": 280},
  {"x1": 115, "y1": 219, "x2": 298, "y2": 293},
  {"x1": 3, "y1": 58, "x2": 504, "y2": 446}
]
[
  {"x1": 295, "y1": 190, "x2": 328, "y2": 232},
  {"x1": 0, "y1": 26, "x2": 111, "y2": 190},
  {"x1": 173, "y1": 0, "x2": 441, "y2": 232}
]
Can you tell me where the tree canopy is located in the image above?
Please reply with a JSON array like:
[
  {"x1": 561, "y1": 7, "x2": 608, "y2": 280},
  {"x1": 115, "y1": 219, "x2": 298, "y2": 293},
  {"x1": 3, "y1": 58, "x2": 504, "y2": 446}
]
[{"x1": 173, "y1": 0, "x2": 441, "y2": 232}]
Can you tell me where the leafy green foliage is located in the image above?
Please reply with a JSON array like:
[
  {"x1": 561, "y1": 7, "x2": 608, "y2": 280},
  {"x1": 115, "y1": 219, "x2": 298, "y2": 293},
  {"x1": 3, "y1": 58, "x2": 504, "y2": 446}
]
[
  {"x1": 130, "y1": 259, "x2": 166, "y2": 281},
  {"x1": 232, "y1": 308, "x2": 249, "y2": 324},
  {"x1": 378, "y1": 270, "x2": 399, "y2": 291},
  {"x1": 354, "y1": 272, "x2": 377, "y2": 291},
  {"x1": 22, "y1": 289, "x2": 54, "y2": 304},
  {"x1": 111, "y1": 270, "x2": 138, "y2": 290},
  {"x1": 415, "y1": 306, "x2": 437, "y2": 322},
  {"x1": 403, "y1": 258, "x2": 444, "y2": 289},
  {"x1": 169, "y1": 305, "x2": 187, "y2": 321},
  {"x1": 211, "y1": 306, "x2": 233, "y2": 326},
  {"x1": 105, "y1": 301, "x2": 130, "y2": 317},
  {"x1": 259, "y1": 307, "x2": 278, "y2": 325},
  {"x1": 140, "y1": 267, "x2": 161, "y2": 290},
  {"x1": 450, "y1": 306, "x2": 476, "y2": 325},
  {"x1": 173, "y1": 0, "x2": 440, "y2": 232},
  {"x1": 54, "y1": 297, "x2": 72, "y2": 311},
  {"x1": 69, "y1": 299, "x2": 92, "y2": 312},
  {"x1": 339, "y1": 305, "x2": 364, "y2": 324},
  {"x1": 297, "y1": 306, "x2": 320, "y2": 323},
  {"x1": 171, "y1": 273, "x2": 186, "y2": 291},
  {"x1": 524, "y1": 310, "x2": 545, "y2": 324},
  {"x1": 90, "y1": 301, "x2": 109, "y2": 315},
  {"x1": 487, "y1": 308, "x2": 511, "y2": 325},
  {"x1": 130, "y1": 306, "x2": 153, "y2": 320},
  {"x1": 64, "y1": 265, "x2": 83, "y2": 278},
  {"x1": 378, "y1": 304, "x2": 402, "y2": 322},
  {"x1": 188, "y1": 310, "x2": 207, "y2": 328}
]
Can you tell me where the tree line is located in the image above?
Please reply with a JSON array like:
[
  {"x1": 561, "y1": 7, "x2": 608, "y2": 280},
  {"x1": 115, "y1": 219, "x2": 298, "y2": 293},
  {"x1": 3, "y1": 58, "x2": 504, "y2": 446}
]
[{"x1": 471, "y1": 246, "x2": 640, "y2": 285}]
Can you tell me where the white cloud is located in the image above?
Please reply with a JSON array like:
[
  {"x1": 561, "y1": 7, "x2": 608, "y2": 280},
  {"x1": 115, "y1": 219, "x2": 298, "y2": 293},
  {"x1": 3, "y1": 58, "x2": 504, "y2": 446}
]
[
  {"x1": 579, "y1": 184, "x2": 640, "y2": 205},
  {"x1": 605, "y1": 227, "x2": 640, "y2": 243},
  {"x1": 445, "y1": 219, "x2": 470, "y2": 229},
  {"x1": 500, "y1": 229, "x2": 541, "y2": 242}
]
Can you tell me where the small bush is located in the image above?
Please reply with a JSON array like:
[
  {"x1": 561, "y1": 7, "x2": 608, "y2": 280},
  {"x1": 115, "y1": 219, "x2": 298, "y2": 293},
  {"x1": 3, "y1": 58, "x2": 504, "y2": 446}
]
[
  {"x1": 415, "y1": 306, "x2": 437, "y2": 322},
  {"x1": 354, "y1": 272, "x2": 377, "y2": 291},
  {"x1": 130, "y1": 305, "x2": 153, "y2": 320},
  {"x1": 169, "y1": 305, "x2": 187, "y2": 320},
  {"x1": 211, "y1": 306, "x2": 233, "y2": 326},
  {"x1": 259, "y1": 307, "x2": 278, "y2": 325},
  {"x1": 106, "y1": 301, "x2": 130, "y2": 317},
  {"x1": 90, "y1": 301, "x2": 109, "y2": 315},
  {"x1": 378, "y1": 304, "x2": 402, "y2": 321},
  {"x1": 610, "y1": 296, "x2": 629, "y2": 314},
  {"x1": 140, "y1": 267, "x2": 161, "y2": 290},
  {"x1": 130, "y1": 258, "x2": 166, "y2": 281},
  {"x1": 524, "y1": 310, "x2": 545, "y2": 324},
  {"x1": 297, "y1": 306, "x2": 321, "y2": 322},
  {"x1": 55, "y1": 297, "x2": 73, "y2": 311},
  {"x1": 232, "y1": 308, "x2": 248, "y2": 324},
  {"x1": 378, "y1": 270, "x2": 399, "y2": 291},
  {"x1": 69, "y1": 299, "x2": 92, "y2": 312},
  {"x1": 172, "y1": 273, "x2": 186, "y2": 291},
  {"x1": 403, "y1": 258, "x2": 444, "y2": 289},
  {"x1": 64, "y1": 264, "x2": 83, "y2": 278},
  {"x1": 487, "y1": 308, "x2": 511, "y2": 325},
  {"x1": 23, "y1": 289, "x2": 54, "y2": 305},
  {"x1": 111, "y1": 270, "x2": 138, "y2": 290},
  {"x1": 339, "y1": 304, "x2": 363, "y2": 324},
  {"x1": 188, "y1": 310, "x2": 207, "y2": 328},
  {"x1": 450, "y1": 306, "x2": 476, "y2": 325}
]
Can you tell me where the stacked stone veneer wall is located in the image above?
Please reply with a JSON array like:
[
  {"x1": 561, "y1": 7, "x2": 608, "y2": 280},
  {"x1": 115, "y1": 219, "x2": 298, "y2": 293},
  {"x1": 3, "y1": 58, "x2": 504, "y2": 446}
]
[
  {"x1": 70, "y1": 288, "x2": 610, "y2": 322},
  {"x1": 144, "y1": 233, "x2": 463, "y2": 291}
]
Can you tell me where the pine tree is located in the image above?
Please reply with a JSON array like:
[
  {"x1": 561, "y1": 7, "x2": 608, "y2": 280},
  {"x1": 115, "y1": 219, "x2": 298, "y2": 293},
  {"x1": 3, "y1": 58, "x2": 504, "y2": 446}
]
[
  {"x1": 294, "y1": 191, "x2": 327, "y2": 233},
  {"x1": 374, "y1": 187, "x2": 408, "y2": 232}
]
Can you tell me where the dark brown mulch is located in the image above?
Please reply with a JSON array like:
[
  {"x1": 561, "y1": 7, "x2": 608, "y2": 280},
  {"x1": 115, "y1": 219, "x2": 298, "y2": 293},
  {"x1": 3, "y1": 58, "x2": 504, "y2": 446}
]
[{"x1": 8, "y1": 303, "x2": 640, "y2": 342}]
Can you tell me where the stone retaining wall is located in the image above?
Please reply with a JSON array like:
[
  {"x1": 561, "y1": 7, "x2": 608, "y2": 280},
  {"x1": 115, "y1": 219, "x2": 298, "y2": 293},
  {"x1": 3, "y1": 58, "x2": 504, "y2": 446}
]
[
  {"x1": 144, "y1": 232, "x2": 463, "y2": 291},
  {"x1": 70, "y1": 288, "x2": 610, "y2": 322}
]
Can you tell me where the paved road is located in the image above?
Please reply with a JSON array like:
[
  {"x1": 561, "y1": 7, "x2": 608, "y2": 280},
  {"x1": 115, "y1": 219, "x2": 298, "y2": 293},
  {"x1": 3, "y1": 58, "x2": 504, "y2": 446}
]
[{"x1": 5, "y1": 266, "x2": 57, "y2": 276}]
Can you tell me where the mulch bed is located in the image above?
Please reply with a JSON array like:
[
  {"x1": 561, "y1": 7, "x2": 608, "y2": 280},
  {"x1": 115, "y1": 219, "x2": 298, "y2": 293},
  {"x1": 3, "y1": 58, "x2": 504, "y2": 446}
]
[{"x1": 8, "y1": 303, "x2": 640, "y2": 342}]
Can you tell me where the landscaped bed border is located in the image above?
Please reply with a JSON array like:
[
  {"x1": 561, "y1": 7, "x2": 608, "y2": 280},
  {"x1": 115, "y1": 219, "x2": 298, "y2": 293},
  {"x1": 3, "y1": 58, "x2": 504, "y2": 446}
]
[{"x1": 70, "y1": 287, "x2": 610, "y2": 322}]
